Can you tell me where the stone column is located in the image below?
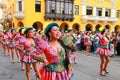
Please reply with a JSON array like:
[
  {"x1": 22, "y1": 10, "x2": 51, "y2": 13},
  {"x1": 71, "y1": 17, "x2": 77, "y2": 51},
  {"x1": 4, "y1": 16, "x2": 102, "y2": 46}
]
[
  {"x1": 102, "y1": 7, "x2": 105, "y2": 17},
  {"x1": 81, "y1": 0, "x2": 86, "y2": 15},
  {"x1": 93, "y1": 6, "x2": 96, "y2": 16},
  {"x1": 82, "y1": 5, "x2": 86, "y2": 15},
  {"x1": 111, "y1": 8, "x2": 116, "y2": 17}
]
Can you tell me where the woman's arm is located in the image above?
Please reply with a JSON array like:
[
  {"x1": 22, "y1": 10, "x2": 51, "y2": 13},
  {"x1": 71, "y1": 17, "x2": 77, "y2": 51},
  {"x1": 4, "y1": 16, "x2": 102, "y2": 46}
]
[{"x1": 30, "y1": 49, "x2": 49, "y2": 65}]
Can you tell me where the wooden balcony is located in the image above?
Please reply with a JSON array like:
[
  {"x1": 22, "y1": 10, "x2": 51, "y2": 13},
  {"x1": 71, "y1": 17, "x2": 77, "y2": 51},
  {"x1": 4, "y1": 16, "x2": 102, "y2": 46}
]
[
  {"x1": 14, "y1": 11, "x2": 24, "y2": 19},
  {"x1": 44, "y1": 13, "x2": 73, "y2": 21}
]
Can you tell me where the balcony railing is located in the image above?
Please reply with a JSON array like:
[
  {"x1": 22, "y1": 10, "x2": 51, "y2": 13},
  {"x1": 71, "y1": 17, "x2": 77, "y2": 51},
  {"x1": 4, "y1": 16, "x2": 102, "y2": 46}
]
[
  {"x1": 14, "y1": 11, "x2": 24, "y2": 19},
  {"x1": 45, "y1": 13, "x2": 55, "y2": 18},
  {"x1": 82, "y1": 15, "x2": 118, "y2": 23},
  {"x1": 45, "y1": 13, "x2": 73, "y2": 21},
  {"x1": 56, "y1": 14, "x2": 64, "y2": 19},
  {"x1": 64, "y1": 14, "x2": 73, "y2": 20}
]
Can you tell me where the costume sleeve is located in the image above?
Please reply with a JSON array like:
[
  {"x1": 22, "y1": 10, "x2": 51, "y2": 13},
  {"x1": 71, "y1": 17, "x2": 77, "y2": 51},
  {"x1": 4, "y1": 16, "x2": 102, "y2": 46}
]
[
  {"x1": 16, "y1": 36, "x2": 25, "y2": 51},
  {"x1": 30, "y1": 38, "x2": 47, "y2": 62},
  {"x1": 61, "y1": 34, "x2": 73, "y2": 48},
  {"x1": 31, "y1": 38, "x2": 56, "y2": 64},
  {"x1": 97, "y1": 33, "x2": 102, "y2": 39},
  {"x1": 61, "y1": 34, "x2": 69, "y2": 46},
  {"x1": 6, "y1": 32, "x2": 12, "y2": 39},
  {"x1": 97, "y1": 33, "x2": 108, "y2": 46},
  {"x1": 22, "y1": 38, "x2": 31, "y2": 55},
  {"x1": 14, "y1": 33, "x2": 20, "y2": 40}
]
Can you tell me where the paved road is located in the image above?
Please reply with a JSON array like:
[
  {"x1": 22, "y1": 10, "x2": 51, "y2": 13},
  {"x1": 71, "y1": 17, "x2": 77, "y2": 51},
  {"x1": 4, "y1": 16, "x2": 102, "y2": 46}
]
[
  {"x1": 72, "y1": 51, "x2": 120, "y2": 80},
  {"x1": 0, "y1": 46, "x2": 120, "y2": 80}
]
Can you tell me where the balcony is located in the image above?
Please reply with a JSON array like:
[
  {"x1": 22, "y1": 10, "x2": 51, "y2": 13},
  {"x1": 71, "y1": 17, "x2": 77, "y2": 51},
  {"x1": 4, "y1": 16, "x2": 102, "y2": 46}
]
[
  {"x1": 45, "y1": 13, "x2": 55, "y2": 19},
  {"x1": 82, "y1": 15, "x2": 118, "y2": 24},
  {"x1": 56, "y1": 14, "x2": 64, "y2": 19},
  {"x1": 14, "y1": 11, "x2": 24, "y2": 19},
  {"x1": 45, "y1": 13, "x2": 73, "y2": 21},
  {"x1": 64, "y1": 14, "x2": 73, "y2": 20}
]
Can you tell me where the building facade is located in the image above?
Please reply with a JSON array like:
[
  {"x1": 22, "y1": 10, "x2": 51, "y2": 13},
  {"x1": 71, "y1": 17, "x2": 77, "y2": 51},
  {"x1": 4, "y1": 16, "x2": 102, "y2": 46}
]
[{"x1": 0, "y1": 0, "x2": 120, "y2": 32}]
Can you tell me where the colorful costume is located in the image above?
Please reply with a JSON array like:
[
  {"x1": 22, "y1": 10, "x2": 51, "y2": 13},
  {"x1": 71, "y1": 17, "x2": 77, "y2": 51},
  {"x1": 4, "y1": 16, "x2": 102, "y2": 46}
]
[
  {"x1": 31, "y1": 38, "x2": 71, "y2": 80},
  {"x1": 84, "y1": 35, "x2": 91, "y2": 46},
  {"x1": 9, "y1": 34, "x2": 16, "y2": 48},
  {"x1": 15, "y1": 34, "x2": 26, "y2": 61},
  {"x1": 61, "y1": 33, "x2": 77, "y2": 63},
  {"x1": 2, "y1": 34, "x2": 9, "y2": 45},
  {"x1": 20, "y1": 37, "x2": 39, "y2": 63},
  {"x1": 97, "y1": 33, "x2": 110, "y2": 56},
  {"x1": 61, "y1": 33, "x2": 73, "y2": 50},
  {"x1": 61, "y1": 33, "x2": 77, "y2": 51}
]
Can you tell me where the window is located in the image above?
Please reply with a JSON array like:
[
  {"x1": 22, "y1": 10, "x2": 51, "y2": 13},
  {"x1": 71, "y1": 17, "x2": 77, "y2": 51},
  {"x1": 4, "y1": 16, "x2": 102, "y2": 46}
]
[
  {"x1": 105, "y1": 9, "x2": 111, "y2": 17},
  {"x1": 45, "y1": 0, "x2": 73, "y2": 14},
  {"x1": 46, "y1": 1, "x2": 51, "y2": 13},
  {"x1": 69, "y1": 3, "x2": 72, "y2": 14},
  {"x1": 86, "y1": 7, "x2": 92, "y2": 15},
  {"x1": 51, "y1": 1, "x2": 55, "y2": 13},
  {"x1": 96, "y1": 8, "x2": 102, "y2": 16},
  {"x1": 74, "y1": 5, "x2": 79, "y2": 15},
  {"x1": 60, "y1": 2, "x2": 64, "y2": 14},
  {"x1": 116, "y1": 10, "x2": 120, "y2": 18},
  {"x1": 18, "y1": 1, "x2": 22, "y2": 11},
  {"x1": 65, "y1": 3, "x2": 69, "y2": 14},
  {"x1": 35, "y1": 1, "x2": 41, "y2": 12},
  {"x1": 56, "y1": 2, "x2": 60, "y2": 13},
  {"x1": 65, "y1": 3, "x2": 72, "y2": 14}
]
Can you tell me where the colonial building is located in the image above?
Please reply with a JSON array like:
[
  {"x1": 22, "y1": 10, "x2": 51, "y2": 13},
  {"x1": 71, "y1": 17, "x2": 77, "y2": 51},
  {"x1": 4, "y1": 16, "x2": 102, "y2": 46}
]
[{"x1": 0, "y1": 0, "x2": 120, "y2": 32}]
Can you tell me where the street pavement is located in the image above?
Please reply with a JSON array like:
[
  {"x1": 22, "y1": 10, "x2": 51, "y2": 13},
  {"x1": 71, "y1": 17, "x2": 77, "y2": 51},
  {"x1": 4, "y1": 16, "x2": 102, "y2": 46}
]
[{"x1": 0, "y1": 45, "x2": 120, "y2": 80}]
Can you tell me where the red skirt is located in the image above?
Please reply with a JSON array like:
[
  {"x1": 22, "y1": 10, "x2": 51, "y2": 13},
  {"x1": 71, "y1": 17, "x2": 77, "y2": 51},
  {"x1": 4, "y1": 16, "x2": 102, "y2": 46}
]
[{"x1": 97, "y1": 47, "x2": 110, "y2": 56}]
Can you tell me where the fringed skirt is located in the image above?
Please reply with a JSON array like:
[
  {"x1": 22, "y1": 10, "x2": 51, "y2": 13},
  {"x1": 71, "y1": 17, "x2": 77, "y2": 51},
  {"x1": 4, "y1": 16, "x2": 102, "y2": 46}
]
[
  {"x1": 39, "y1": 64, "x2": 71, "y2": 80},
  {"x1": 97, "y1": 47, "x2": 110, "y2": 56}
]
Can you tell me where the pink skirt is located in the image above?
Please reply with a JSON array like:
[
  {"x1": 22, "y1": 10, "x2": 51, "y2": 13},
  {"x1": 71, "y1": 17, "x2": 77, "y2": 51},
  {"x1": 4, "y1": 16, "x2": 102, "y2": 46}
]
[
  {"x1": 21, "y1": 55, "x2": 37, "y2": 63},
  {"x1": 9, "y1": 43, "x2": 15, "y2": 48},
  {"x1": 97, "y1": 47, "x2": 110, "y2": 56},
  {"x1": 39, "y1": 65, "x2": 70, "y2": 80}
]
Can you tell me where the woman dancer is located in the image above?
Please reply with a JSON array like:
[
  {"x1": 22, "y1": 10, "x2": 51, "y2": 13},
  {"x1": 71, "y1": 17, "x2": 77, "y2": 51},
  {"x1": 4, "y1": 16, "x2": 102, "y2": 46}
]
[
  {"x1": 30, "y1": 22, "x2": 72, "y2": 80},
  {"x1": 9, "y1": 29, "x2": 20, "y2": 63},
  {"x1": 84, "y1": 32, "x2": 91, "y2": 56},
  {"x1": 22, "y1": 28, "x2": 40, "y2": 80},
  {"x1": 97, "y1": 27, "x2": 110, "y2": 76},
  {"x1": 61, "y1": 29, "x2": 77, "y2": 64},
  {"x1": 2, "y1": 30, "x2": 10, "y2": 56},
  {"x1": 15, "y1": 28, "x2": 26, "y2": 70}
]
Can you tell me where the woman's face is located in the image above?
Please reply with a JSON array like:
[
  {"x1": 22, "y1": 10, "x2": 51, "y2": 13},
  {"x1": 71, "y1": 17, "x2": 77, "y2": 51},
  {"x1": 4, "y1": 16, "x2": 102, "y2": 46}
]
[
  {"x1": 27, "y1": 29, "x2": 34, "y2": 38},
  {"x1": 49, "y1": 26, "x2": 61, "y2": 40},
  {"x1": 12, "y1": 30, "x2": 16, "y2": 34},
  {"x1": 105, "y1": 29, "x2": 110, "y2": 35}
]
